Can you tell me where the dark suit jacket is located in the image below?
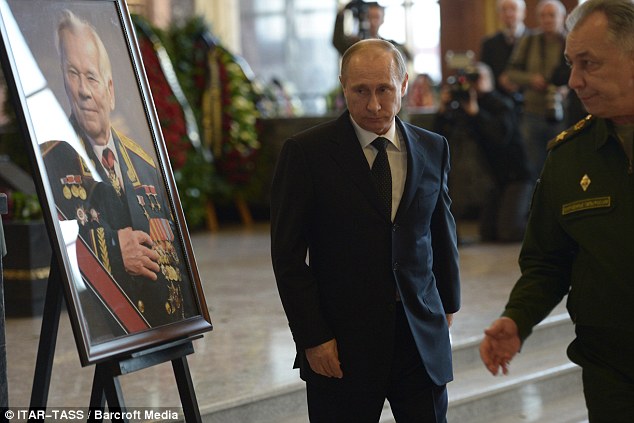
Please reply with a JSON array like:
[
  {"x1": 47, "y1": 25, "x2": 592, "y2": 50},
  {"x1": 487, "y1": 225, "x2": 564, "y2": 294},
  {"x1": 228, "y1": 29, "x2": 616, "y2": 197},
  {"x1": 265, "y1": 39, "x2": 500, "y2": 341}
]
[
  {"x1": 270, "y1": 112, "x2": 460, "y2": 390},
  {"x1": 480, "y1": 30, "x2": 527, "y2": 96}
]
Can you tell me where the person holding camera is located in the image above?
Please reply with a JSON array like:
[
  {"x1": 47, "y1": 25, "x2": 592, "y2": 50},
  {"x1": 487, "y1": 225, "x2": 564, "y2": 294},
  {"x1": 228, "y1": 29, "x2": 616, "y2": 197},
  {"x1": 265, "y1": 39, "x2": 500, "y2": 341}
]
[
  {"x1": 332, "y1": 1, "x2": 412, "y2": 62},
  {"x1": 434, "y1": 62, "x2": 532, "y2": 242},
  {"x1": 504, "y1": 0, "x2": 569, "y2": 178}
]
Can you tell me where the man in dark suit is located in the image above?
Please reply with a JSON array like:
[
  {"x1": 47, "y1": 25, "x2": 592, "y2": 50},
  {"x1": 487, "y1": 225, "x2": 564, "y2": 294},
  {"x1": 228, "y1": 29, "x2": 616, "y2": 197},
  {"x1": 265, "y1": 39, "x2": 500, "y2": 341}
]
[
  {"x1": 480, "y1": 0, "x2": 527, "y2": 102},
  {"x1": 270, "y1": 39, "x2": 461, "y2": 422},
  {"x1": 40, "y1": 9, "x2": 196, "y2": 340}
]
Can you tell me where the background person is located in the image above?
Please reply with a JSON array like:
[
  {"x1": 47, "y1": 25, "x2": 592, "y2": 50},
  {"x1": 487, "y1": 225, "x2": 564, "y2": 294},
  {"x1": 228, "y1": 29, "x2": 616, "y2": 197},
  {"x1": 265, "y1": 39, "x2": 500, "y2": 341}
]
[
  {"x1": 480, "y1": 1, "x2": 634, "y2": 421},
  {"x1": 434, "y1": 63, "x2": 532, "y2": 243},
  {"x1": 504, "y1": 0, "x2": 569, "y2": 178},
  {"x1": 271, "y1": 39, "x2": 460, "y2": 422},
  {"x1": 332, "y1": 1, "x2": 412, "y2": 62},
  {"x1": 406, "y1": 73, "x2": 439, "y2": 110},
  {"x1": 480, "y1": 0, "x2": 528, "y2": 105}
]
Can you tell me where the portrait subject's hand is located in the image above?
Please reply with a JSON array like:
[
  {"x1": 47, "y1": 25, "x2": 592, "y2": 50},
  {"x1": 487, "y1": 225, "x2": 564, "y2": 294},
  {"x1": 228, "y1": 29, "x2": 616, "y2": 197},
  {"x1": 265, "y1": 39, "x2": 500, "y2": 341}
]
[
  {"x1": 305, "y1": 338, "x2": 343, "y2": 379},
  {"x1": 479, "y1": 317, "x2": 521, "y2": 376},
  {"x1": 118, "y1": 227, "x2": 160, "y2": 280}
]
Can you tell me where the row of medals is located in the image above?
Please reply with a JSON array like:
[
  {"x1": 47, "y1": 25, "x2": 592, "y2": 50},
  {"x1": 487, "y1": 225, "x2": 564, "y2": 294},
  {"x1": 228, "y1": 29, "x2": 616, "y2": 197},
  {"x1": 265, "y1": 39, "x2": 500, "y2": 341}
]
[{"x1": 62, "y1": 175, "x2": 87, "y2": 200}]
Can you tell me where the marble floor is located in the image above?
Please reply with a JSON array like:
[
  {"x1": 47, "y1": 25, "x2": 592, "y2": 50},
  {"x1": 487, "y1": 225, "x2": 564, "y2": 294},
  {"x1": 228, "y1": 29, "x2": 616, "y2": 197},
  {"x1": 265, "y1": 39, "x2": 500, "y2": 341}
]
[{"x1": 2, "y1": 221, "x2": 568, "y2": 417}]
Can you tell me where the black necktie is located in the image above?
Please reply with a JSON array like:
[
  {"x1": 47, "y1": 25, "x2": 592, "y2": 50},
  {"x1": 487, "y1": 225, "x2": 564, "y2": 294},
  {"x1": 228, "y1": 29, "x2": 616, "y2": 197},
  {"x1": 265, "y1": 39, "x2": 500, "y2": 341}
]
[{"x1": 371, "y1": 137, "x2": 392, "y2": 217}]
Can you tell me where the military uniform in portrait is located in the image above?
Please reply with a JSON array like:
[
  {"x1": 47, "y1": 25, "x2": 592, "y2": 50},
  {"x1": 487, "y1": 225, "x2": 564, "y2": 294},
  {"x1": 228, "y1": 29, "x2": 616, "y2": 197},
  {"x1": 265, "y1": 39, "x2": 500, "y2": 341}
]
[{"x1": 41, "y1": 121, "x2": 197, "y2": 342}]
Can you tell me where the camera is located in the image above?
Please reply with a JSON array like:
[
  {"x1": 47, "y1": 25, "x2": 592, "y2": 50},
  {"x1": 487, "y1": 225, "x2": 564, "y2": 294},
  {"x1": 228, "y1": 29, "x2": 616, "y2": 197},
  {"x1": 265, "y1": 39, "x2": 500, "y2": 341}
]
[
  {"x1": 446, "y1": 67, "x2": 480, "y2": 103},
  {"x1": 343, "y1": 0, "x2": 374, "y2": 39}
]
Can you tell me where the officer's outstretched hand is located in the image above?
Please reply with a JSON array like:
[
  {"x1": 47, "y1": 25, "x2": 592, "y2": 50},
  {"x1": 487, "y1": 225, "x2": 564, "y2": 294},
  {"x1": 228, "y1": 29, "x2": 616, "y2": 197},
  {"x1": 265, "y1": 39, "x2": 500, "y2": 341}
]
[
  {"x1": 118, "y1": 227, "x2": 160, "y2": 280},
  {"x1": 480, "y1": 317, "x2": 521, "y2": 376}
]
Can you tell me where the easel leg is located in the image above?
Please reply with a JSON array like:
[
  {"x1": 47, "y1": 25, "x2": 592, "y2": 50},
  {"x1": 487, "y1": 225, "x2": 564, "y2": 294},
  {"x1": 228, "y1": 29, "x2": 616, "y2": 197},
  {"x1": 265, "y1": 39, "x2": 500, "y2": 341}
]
[
  {"x1": 172, "y1": 356, "x2": 201, "y2": 423},
  {"x1": 235, "y1": 195, "x2": 253, "y2": 227},
  {"x1": 205, "y1": 201, "x2": 219, "y2": 232},
  {"x1": 87, "y1": 365, "x2": 106, "y2": 422},
  {"x1": 88, "y1": 363, "x2": 128, "y2": 423},
  {"x1": 29, "y1": 258, "x2": 63, "y2": 415}
]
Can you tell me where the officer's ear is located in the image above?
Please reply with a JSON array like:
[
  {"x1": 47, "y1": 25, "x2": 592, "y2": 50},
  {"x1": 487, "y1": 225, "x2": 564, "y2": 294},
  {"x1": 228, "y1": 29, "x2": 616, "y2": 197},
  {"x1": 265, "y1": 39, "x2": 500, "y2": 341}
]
[{"x1": 108, "y1": 77, "x2": 115, "y2": 110}]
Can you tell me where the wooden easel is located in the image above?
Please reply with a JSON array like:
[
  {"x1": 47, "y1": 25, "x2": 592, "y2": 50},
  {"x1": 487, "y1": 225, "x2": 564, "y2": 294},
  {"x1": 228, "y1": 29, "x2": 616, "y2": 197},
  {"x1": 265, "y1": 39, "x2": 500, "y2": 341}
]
[
  {"x1": 28, "y1": 259, "x2": 202, "y2": 423},
  {"x1": 205, "y1": 194, "x2": 253, "y2": 232}
]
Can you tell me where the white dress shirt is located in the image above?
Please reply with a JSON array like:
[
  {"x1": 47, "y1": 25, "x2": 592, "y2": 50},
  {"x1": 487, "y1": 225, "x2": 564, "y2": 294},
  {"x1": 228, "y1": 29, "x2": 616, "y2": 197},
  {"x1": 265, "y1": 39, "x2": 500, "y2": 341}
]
[{"x1": 350, "y1": 117, "x2": 408, "y2": 222}]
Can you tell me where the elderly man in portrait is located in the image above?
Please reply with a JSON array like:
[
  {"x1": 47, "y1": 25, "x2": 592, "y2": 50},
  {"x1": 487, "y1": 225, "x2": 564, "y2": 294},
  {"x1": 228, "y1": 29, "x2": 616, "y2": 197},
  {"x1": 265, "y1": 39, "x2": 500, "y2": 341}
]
[{"x1": 40, "y1": 9, "x2": 196, "y2": 339}]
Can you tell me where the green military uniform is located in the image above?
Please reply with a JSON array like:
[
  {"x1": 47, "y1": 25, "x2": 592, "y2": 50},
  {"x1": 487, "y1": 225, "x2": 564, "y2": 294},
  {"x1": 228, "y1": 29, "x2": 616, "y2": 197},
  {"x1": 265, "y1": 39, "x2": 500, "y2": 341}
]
[{"x1": 502, "y1": 115, "x2": 634, "y2": 422}]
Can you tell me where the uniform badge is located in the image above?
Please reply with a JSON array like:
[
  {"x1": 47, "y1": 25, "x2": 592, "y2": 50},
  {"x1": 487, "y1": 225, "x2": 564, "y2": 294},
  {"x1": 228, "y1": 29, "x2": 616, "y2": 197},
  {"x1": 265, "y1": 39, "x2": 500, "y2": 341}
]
[
  {"x1": 165, "y1": 282, "x2": 183, "y2": 315},
  {"x1": 143, "y1": 185, "x2": 161, "y2": 211},
  {"x1": 89, "y1": 208, "x2": 100, "y2": 224},
  {"x1": 580, "y1": 174, "x2": 591, "y2": 192},
  {"x1": 61, "y1": 175, "x2": 86, "y2": 200},
  {"x1": 76, "y1": 206, "x2": 89, "y2": 226},
  {"x1": 554, "y1": 130, "x2": 568, "y2": 143},
  {"x1": 62, "y1": 184, "x2": 72, "y2": 200},
  {"x1": 77, "y1": 176, "x2": 87, "y2": 200},
  {"x1": 137, "y1": 195, "x2": 150, "y2": 220}
]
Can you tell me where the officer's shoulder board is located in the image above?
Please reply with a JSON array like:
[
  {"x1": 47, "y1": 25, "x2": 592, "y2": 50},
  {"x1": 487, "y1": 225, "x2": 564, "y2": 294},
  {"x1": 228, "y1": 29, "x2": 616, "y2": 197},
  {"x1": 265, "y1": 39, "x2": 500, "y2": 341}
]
[
  {"x1": 116, "y1": 130, "x2": 157, "y2": 168},
  {"x1": 547, "y1": 114, "x2": 595, "y2": 151},
  {"x1": 40, "y1": 140, "x2": 63, "y2": 157}
]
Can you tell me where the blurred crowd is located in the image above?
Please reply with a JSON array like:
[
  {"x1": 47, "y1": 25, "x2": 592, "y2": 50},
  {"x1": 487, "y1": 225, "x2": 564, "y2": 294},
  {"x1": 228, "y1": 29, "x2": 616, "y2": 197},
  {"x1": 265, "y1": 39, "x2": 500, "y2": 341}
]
[{"x1": 428, "y1": 0, "x2": 584, "y2": 243}]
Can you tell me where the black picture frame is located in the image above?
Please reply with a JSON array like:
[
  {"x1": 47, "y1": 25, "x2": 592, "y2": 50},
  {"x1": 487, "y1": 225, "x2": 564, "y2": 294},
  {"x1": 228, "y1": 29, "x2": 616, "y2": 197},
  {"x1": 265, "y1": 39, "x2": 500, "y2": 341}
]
[{"x1": 0, "y1": 0, "x2": 212, "y2": 366}]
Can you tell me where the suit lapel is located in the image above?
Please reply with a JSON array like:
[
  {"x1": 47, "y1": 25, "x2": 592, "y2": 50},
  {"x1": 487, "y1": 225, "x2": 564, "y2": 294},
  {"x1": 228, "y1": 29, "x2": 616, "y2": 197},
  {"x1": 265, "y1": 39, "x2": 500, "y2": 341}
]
[
  {"x1": 329, "y1": 113, "x2": 388, "y2": 218},
  {"x1": 395, "y1": 119, "x2": 427, "y2": 221}
]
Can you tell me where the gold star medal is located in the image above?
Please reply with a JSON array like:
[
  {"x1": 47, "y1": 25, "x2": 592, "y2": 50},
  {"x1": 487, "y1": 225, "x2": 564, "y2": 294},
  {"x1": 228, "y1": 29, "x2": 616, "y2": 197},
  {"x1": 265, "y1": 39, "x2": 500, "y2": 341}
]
[
  {"x1": 580, "y1": 174, "x2": 591, "y2": 192},
  {"x1": 137, "y1": 195, "x2": 150, "y2": 220}
]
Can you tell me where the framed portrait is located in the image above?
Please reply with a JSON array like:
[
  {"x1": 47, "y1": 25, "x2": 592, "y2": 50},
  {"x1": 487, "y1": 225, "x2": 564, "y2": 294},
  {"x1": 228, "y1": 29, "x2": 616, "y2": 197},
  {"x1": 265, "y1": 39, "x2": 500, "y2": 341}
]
[{"x1": 0, "y1": 0, "x2": 212, "y2": 366}]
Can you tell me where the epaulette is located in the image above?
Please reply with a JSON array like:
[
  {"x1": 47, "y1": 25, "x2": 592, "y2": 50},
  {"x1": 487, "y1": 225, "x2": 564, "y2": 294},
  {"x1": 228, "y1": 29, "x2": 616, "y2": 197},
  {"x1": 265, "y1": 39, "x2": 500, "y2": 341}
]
[
  {"x1": 40, "y1": 140, "x2": 62, "y2": 157},
  {"x1": 116, "y1": 130, "x2": 156, "y2": 168},
  {"x1": 547, "y1": 114, "x2": 595, "y2": 151}
]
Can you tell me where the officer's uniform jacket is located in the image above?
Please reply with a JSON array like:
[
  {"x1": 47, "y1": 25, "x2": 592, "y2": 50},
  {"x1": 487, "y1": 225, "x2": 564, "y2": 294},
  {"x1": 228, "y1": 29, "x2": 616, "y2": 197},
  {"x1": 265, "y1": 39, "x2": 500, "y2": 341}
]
[
  {"x1": 41, "y1": 123, "x2": 196, "y2": 333},
  {"x1": 502, "y1": 115, "x2": 634, "y2": 340}
]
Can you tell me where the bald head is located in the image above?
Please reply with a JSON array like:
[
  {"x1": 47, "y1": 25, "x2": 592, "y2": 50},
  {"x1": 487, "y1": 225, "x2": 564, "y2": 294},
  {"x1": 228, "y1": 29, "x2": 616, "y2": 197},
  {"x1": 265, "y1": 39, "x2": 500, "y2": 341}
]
[{"x1": 340, "y1": 39, "x2": 407, "y2": 84}]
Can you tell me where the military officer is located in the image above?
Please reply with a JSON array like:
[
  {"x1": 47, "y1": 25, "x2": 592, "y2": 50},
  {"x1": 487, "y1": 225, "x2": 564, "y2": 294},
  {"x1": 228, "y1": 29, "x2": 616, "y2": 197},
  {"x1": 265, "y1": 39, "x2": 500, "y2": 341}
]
[
  {"x1": 40, "y1": 9, "x2": 196, "y2": 336},
  {"x1": 480, "y1": 1, "x2": 634, "y2": 422}
]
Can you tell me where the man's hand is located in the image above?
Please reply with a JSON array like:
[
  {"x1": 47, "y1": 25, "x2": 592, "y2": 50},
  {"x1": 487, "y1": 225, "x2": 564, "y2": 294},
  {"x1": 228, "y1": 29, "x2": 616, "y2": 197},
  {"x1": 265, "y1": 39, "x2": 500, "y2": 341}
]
[
  {"x1": 446, "y1": 313, "x2": 454, "y2": 328},
  {"x1": 498, "y1": 73, "x2": 520, "y2": 93},
  {"x1": 305, "y1": 338, "x2": 343, "y2": 379},
  {"x1": 118, "y1": 227, "x2": 160, "y2": 280},
  {"x1": 530, "y1": 73, "x2": 548, "y2": 91},
  {"x1": 461, "y1": 88, "x2": 480, "y2": 116},
  {"x1": 480, "y1": 317, "x2": 521, "y2": 376}
]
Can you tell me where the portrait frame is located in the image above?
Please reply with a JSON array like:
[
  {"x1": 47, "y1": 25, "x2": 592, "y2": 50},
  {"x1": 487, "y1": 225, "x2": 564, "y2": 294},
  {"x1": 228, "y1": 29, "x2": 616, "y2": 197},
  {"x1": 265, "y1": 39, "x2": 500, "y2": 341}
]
[{"x1": 0, "y1": 0, "x2": 212, "y2": 366}]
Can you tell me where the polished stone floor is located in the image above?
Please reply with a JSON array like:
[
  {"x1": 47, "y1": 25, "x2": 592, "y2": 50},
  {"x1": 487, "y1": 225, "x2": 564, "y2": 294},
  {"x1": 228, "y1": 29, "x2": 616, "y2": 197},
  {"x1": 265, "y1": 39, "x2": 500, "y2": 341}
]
[{"x1": 3, "y1": 221, "x2": 568, "y2": 416}]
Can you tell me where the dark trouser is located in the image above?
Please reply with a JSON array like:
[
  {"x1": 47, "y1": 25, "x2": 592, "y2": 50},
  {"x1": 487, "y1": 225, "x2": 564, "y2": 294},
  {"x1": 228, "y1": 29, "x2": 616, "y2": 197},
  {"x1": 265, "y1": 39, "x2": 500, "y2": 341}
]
[
  {"x1": 567, "y1": 326, "x2": 634, "y2": 423},
  {"x1": 306, "y1": 302, "x2": 448, "y2": 423}
]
